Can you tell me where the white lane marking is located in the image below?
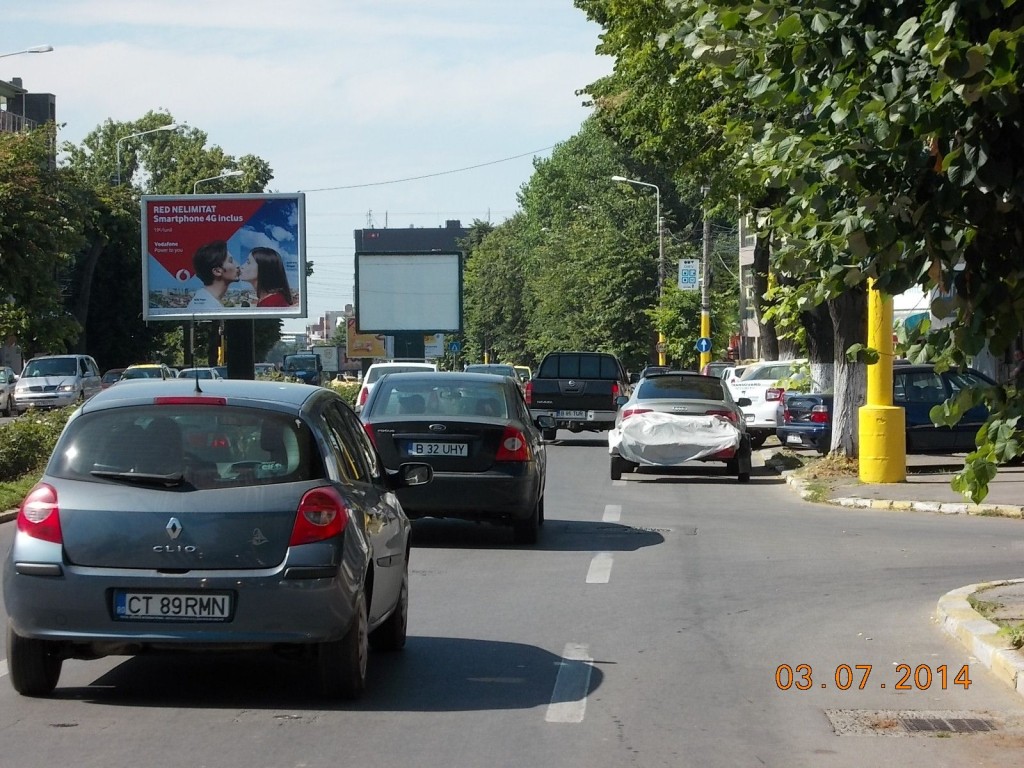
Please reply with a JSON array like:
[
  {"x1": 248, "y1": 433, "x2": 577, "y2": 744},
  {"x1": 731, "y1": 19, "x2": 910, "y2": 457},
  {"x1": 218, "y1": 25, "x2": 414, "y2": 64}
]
[
  {"x1": 0, "y1": 659, "x2": 7, "y2": 678},
  {"x1": 602, "y1": 504, "x2": 621, "y2": 522},
  {"x1": 546, "y1": 643, "x2": 593, "y2": 723},
  {"x1": 586, "y1": 552, "x2": 614, "y2": 584}
]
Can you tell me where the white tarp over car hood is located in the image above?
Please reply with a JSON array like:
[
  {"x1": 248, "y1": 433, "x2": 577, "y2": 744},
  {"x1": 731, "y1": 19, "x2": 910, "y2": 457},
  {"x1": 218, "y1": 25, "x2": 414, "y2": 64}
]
[{"x1": 609, "y1": 412, "x2": 741, "y2": 465}]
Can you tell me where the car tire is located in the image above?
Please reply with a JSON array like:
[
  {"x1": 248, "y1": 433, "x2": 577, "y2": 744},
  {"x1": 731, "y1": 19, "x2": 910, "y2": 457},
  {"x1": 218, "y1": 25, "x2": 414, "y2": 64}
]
[
  {"x1": 369, "y1": 561, "x2": 408, "y2": 652},
  {"x1": 610, "y1": 454, "x2": 624, "y2": 481},
  {"x1": 318, "y1": 591, "x2": 368, "y2": 700},
  {"x1": 541, "y1": 428, "x2": 557, "y2": 442},
  {"x1": 513, "y1": 498, "x2": 540, "y2": 545},
  {"x1": 537, "y1": 495, "x2": 545, "y2": 526},
  {"x1": 7, "y1": 623, "x2": 62, "y2": 697},
  {"x1": 749, "y1": 433, "x2": 767, "y2": 450},
  {"x1": 1, "y1": 394, "x2": 10, "y2": 417}
]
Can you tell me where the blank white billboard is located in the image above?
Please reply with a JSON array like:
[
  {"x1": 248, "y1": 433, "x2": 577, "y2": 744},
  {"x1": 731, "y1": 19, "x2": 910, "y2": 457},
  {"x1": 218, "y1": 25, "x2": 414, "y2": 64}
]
[{"x1": 355, "y1": 252, "x2": 462, "y2": 333}]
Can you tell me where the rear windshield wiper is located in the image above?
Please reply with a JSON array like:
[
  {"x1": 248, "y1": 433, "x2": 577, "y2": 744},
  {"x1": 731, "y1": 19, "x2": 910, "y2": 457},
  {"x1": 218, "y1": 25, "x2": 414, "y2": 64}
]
[{"x1": 90, "y1": 470, "x2": 185, "y2": 487}]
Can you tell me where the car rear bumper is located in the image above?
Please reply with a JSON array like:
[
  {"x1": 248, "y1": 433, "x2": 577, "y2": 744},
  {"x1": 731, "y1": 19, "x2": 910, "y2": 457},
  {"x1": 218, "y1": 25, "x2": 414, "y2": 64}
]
[
  {"x1": 776, "y1": 423, "x2": 830, "y2": 450},
  {"x1": 3, "y1": 558, "x2": 361, "y2": 650},
  {"x1": 397, "y1": 465, "x2": 542, "y2": 521},
  {"x1": 529, "y1": 409, "x2": 616, "y2": 431}
]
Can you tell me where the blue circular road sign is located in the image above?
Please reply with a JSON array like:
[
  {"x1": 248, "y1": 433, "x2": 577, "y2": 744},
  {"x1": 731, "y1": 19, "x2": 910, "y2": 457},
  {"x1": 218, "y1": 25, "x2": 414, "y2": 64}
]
[{"x1": 696, "y1": 337, "x2": 713, "y2": 353}]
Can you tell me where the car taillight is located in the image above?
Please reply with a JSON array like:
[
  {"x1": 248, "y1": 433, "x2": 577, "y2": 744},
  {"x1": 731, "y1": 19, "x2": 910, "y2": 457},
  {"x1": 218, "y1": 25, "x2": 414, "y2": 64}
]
[
  {"x1": 621, "y1": 407, "x2": 652, "y2": 420},
  {"x1": 706, "y1": 409, "x2": 739, "y2": 424},
  {"x1": 362, "y1": 423, "x2": 378, "y2": 447},
  {"x1": 495, "y1": 426, "x2": 531, "y2": 462},
  {"x1": 611, "y1": 382, "x2": 620, "y2": 406},
  {"x1": 524, "y1": 380, "x2": 533, "y2": 406},
  {"x1": 783, "y1": 404, "x2": 792, "y2": 423},
  {"x1": 291, "y1": 487, "x2": 349, "y2": 546},
  {"x1": 810, "y1": 405, "x2": 830, "y2": 423},
  {"x1": 17, "y1": 483, "x2": 62, "y2": 544},
  {"x1": 357, "y1": 387, "x2": 368, "y2": 407},
  {"x1": 766, "y1": 387, "x2": 784, "y2": 402}
]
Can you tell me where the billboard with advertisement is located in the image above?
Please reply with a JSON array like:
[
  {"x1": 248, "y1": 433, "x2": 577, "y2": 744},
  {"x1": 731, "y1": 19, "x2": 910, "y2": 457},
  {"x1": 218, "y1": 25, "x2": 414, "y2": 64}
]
[
  {"x1": 346, "y1": 317, "x2": 386, "y2": 358},
  {"x1": 141, "y1": 193, "x2": 306, "y2": 321}
]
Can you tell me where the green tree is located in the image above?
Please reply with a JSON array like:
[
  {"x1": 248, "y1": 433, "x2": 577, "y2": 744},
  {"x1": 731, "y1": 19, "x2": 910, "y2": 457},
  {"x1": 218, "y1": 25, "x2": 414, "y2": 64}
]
[
  {"x1": 669, "y1": 0, "x2": 1024, "y2": 494},
  {"x1": 0, "y1": 125, "x2": 81, "y2": 356}
]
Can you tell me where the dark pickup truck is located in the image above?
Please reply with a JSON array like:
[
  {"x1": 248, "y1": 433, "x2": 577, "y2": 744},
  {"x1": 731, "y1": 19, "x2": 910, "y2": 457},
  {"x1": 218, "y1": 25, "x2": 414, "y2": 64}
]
[{"x1": 525, "y1": 351, "x2": 631, "y2": 440}]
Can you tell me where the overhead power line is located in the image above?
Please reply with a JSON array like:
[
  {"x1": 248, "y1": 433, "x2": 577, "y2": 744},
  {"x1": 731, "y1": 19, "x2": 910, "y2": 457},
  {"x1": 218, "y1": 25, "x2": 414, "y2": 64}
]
[{"x1": 299, "y1": 146, "x2": 557, "y2": 193}]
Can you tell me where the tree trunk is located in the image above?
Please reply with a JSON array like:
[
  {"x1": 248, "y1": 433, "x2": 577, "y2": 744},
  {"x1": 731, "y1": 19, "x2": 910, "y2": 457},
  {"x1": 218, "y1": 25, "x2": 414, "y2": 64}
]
[
  {"x1": 828, "y1": 286, "x2": 868, "y2": 456},
  {"x1": 752, "y1": 233, "x2": 778, "y2": 359},
  {"x1": 71, "y1": 239, "x2": 106, "y2": 354},
  {"x1": 803, "y1": 303, "x2": 834, "y2": 391}
]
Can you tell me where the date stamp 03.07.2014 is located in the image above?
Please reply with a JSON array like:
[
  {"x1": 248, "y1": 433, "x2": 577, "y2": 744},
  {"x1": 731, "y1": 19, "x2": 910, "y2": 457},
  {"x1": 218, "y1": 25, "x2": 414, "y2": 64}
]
[{"x1": 775, "y1": 664, "x2": 972, "y2": 692}]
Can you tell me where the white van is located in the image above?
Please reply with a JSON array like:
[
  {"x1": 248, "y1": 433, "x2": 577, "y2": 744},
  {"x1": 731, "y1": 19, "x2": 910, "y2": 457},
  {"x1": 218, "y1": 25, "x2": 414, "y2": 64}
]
[
  {"x1": 14, "y1": 354, "x2": 102, "y2": 414},
  {"x1": 354, "y1": 362, "x2": 438, "y2": 414}
]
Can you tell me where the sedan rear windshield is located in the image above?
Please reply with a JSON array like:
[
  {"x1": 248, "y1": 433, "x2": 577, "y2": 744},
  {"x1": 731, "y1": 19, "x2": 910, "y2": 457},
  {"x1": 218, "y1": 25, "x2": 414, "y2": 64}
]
[
  {"x1": 48, "y1": 405, "x2": 325, "y2": 490},
  {"x1": 367, "y1": 379, "x2": 508, "y2": 419},
  {"x1": 638, "y1": 376, "x2": 727, "y2": 401}
]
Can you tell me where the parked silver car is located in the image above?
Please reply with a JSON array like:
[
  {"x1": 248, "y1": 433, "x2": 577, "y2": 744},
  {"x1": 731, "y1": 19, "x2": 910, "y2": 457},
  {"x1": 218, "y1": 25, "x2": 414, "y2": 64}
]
[
  {"x1": 4, "y1": 379, "x2": 432, "y2": 699},
  {"x1": 13, "y1": 354, "x2": 102, "y2": 414}
]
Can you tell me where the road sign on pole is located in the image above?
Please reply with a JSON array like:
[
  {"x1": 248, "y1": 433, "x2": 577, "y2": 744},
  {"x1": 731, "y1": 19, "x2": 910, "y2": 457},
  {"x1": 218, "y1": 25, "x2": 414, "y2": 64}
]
[
  {"x1": 447, "y1": 341, "x2": 461, "y2": 354},
  {"x1": 678, "y1": 259, "x2": 700, "y2": 291},
  {"x1": 695, "y1": 337, "x2": 713, "y2": 353}
]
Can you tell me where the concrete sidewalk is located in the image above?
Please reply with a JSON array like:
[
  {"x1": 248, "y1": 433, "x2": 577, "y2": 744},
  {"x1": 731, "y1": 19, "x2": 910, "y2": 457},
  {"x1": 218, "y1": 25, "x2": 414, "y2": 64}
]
[{"x1": 778, "y1": 451, "x2": 1024, "y2": 702}]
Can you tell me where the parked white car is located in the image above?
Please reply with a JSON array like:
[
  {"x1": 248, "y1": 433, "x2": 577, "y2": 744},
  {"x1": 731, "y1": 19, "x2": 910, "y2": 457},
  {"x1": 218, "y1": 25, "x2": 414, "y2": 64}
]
[
  {"x1": 354, "y1": 362, "x2": 439, "y2": 413},
  {"x1": 727, "y1": 360, "x2": 806, "y2": 449},
  {"x1": 0, "y1": 366, "x2": 17, "y2": 416}
]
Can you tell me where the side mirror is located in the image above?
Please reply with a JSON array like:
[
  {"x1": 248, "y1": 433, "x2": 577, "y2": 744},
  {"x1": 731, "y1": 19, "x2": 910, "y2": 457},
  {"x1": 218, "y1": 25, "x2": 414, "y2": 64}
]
[
  {"x1": 536, "y1": 414, "x2": 556, "y2": 429},
  {"x1": 737, "y1": 397, "x2": 752, "y2": 407},
  {"x1": 388, "y1": 462, "x2": 433, "y2": 490},
  {"x1": 615, "y1": 395, "x2": 629, "y2": 408}
]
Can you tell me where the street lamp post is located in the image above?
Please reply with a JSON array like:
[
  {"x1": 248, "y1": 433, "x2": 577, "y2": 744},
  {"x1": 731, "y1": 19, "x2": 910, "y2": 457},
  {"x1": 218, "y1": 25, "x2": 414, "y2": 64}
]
[
  {"x1": 0, "y1": 45, "x2": 53, "y2": 58},
  {"x1": 192, "y1": 169, "x2": 245, "y2": 373},
  {"x1": 613, "y1": 175, "x2": 666, "y2": 366},
  {"x1": 700, "y1": 185, "x2": 712, "y2": 371},
  {"x1": 115, "y1": 123, "x2": 179, "y2": 185},
  {"x1": 193, "y1": 170, "x2": 243, "y2": 194}
]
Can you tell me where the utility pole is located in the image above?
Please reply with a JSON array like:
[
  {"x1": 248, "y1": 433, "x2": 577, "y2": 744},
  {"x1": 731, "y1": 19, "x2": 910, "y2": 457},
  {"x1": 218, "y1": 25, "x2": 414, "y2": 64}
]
[{"x1": 700, "y1": 186, "x2": 712, "y2": 370}]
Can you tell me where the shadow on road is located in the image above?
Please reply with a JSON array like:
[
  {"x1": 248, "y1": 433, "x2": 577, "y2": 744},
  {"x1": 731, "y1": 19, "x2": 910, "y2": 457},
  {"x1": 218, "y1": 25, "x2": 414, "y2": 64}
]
[
  {"x1": 410, "y1": 517, "x2": 665, "y2": 552},
  {"x1": 55, "y1": 635, "x2": 604, "y2": 712}
]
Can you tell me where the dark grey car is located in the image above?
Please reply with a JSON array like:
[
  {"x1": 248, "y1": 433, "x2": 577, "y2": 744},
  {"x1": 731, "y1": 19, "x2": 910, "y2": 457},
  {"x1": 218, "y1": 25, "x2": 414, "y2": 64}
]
[{"x1": 3, "y1": 379, "x2": 431, "y2": 699}]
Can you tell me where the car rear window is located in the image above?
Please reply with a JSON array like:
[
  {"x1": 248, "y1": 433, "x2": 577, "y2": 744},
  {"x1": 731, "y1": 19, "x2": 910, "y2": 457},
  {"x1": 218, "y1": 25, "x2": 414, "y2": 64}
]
[
  {"x1": 366, "y1": 365, "x2": 435, "y2": 384},
  {"x1": 638, "y1": 376, "x2": 727, "y2": 401},
  {"x1": 740, "y1": 363, "x2": 794, "y2": 381},
  {"x1": 48, "y1": 405, "x2": 325, "y2": 489},
  {"x1": 367, "y1": 379, "x2": 508, "y2": 419},
  {"x1": 538, "y1": 354, "x2": 621, "y2": 379}
]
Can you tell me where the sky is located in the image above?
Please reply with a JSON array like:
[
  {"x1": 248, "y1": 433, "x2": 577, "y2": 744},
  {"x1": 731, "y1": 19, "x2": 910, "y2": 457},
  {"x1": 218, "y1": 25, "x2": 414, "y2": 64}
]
[{"x1": 2, "y1": 0, "x2": 613, "y2": 335}]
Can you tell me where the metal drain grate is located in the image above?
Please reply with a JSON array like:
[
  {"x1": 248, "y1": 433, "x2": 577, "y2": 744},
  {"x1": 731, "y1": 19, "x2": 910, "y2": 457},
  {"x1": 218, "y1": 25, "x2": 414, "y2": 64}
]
[{"x1": 826, "y1": 710, "x2": 1003, "y2": 736}]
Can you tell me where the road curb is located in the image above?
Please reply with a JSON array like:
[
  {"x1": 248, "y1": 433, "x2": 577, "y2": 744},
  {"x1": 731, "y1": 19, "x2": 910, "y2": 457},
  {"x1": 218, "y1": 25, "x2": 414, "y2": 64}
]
[
  {"x1": 935, "y1": 581, "x2": 1024, "y2": 701},
  {"x1": 778, "y1": 469, "x2": 1024, "y2": 519},
  {"x1": 1, "y1": 508, "x2": 16, "y2": 524}
]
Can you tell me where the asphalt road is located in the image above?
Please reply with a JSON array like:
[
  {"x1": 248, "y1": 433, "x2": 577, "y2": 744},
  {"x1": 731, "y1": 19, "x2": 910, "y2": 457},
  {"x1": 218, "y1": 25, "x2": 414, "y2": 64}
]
[{"x1": 2, "y1": 430, "x2": 1024, "y2": 767}]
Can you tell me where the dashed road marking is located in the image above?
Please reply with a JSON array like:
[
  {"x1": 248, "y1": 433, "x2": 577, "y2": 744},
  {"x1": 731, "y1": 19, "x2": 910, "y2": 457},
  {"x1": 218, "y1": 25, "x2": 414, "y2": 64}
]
[
  {"x1": 546, "y1": 643, "x2": 593, "y2": 723},
  {"x1": 602, "y1": 504, "x2": 621, "y2": 522},
  {"x1": 0, "y1": 659, "x2": 7, "y2": 678},
  {"x1": 586, "y1": 552, "x2": 614, "y2": 583}
]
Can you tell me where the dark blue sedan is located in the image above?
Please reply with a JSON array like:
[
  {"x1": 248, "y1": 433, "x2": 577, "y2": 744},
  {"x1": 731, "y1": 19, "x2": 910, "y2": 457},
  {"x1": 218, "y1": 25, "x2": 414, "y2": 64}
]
[{"x1": 776, "y1": 364, "x2": 996, "y2": 454}]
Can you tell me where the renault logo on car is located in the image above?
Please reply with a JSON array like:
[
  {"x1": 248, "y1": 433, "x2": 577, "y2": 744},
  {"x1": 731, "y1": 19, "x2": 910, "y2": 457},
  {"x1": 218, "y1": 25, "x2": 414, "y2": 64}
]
[{"x1": 166, "y1": 518, "x2": 182, "y2": 539}]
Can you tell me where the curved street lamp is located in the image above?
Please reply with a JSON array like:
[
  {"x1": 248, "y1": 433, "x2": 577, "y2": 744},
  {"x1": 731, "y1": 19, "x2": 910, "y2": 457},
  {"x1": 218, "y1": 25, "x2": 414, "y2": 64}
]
[
  {"x1": 612, "y1": 175, "x2": 666, "y2": 366},
  {"x1": 115, "y1": 123, "x2": 180, "y2": 185},
  {"x1": 0, "y1": 45, "x2": 53, "y2": 59},
  {"x1": 193, "y1": 169, "x2": 243, "y2": 194}
]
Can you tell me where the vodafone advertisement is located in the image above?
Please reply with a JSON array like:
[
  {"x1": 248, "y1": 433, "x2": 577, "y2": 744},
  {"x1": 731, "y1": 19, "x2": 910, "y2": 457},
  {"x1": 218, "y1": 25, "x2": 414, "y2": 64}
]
[{"x1": 141, "y1": 193, "x2": 306, "y2": 320}]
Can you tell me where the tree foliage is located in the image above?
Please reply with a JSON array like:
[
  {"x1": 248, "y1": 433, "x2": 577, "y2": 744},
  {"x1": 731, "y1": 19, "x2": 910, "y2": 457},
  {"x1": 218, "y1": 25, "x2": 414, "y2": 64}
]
[{"x1": 0, "y1": 125, "x2": 81, "y2": 355}]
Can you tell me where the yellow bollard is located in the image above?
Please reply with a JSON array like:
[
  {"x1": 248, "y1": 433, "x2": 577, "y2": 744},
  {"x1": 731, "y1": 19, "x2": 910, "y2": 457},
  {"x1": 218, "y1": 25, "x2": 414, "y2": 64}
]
[{"x1": 858, "y1": 278, "x2": 906, "y2": 482}]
